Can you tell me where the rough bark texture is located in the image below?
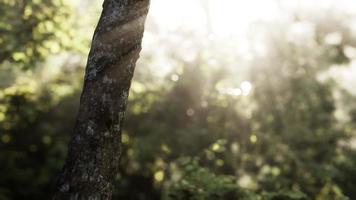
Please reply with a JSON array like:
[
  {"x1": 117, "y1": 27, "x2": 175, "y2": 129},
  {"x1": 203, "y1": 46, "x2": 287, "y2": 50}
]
[{"x1": 53, "y1": 0, "x2": 150, "y2": 199}]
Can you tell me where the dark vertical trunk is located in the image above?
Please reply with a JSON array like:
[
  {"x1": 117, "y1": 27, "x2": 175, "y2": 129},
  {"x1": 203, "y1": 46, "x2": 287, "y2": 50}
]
[{"x1": 53, "y1": 0, "x2": 150, "y2": 199}]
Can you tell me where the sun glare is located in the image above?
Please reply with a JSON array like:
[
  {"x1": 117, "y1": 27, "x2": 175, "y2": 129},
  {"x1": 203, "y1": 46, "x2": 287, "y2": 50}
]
[
  {"x1": 148, "y1": 0, "x2": 356, "y2": 39},
  {"x1": 142, "y1": 0, "x2": 356, "y2": 96},
  {"x1": 149, "y1": 0, "x2": 279, "y2": 37}
]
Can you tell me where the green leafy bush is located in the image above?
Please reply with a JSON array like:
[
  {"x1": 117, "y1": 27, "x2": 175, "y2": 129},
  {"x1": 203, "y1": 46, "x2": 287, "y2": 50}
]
[{"x1": 167, "y1": 158, "x2": 308, "y2": 200}]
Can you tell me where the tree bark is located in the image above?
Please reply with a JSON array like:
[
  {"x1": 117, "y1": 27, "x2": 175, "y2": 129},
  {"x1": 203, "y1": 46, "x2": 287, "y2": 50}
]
[{"x1": 53, "y1": 0, "x2": 150, "y2": 199}]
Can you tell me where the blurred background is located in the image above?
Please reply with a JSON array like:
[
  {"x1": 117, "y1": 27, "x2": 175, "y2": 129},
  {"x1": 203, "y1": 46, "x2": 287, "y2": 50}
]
[{"x1": 1, "y1": 0, "x2": 356, "y2": 199}]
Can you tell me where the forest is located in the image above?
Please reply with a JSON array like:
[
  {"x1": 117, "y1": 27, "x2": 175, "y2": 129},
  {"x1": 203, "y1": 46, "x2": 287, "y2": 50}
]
[{"x1": 1, "y1": 0, "x2": 356, "y2": 199}]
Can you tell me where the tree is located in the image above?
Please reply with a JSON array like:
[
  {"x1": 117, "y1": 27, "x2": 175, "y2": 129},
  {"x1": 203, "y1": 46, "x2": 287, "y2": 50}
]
[{"x1": 53, "y1": 0, "x2": 150, "y2": 199}]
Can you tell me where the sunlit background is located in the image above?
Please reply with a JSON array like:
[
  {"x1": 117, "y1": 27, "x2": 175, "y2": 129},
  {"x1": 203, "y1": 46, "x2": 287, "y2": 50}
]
[{"x1": 1, "y1": 0, "x2": 356, "y2": 199}]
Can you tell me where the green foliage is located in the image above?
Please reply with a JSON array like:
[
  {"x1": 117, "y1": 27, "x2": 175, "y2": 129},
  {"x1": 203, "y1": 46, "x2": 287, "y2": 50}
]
[
  {"x1": 0, "y1": 0, "x2": 73, "y2": 69},
  {"x1": 0, "y1": 66, "x2": 83, "y2": 199},
  {"x1": 167, "y1": 157, "x2": 238, "y2": 200},
  {"x1": 166, "y1": 158, "x2": 308, "y2": 200}
]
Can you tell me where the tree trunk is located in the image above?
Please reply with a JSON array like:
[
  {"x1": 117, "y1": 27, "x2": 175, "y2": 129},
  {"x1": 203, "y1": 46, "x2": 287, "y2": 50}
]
[{"x1": 53, "y1": 0, "x2": 150, "y2": 199}]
